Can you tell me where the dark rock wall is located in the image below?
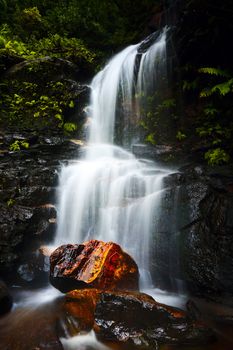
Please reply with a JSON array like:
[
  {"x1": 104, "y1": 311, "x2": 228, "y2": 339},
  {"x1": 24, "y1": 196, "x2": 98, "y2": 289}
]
[
  {"x1": 151, "y1": 161, "x2": 233, "y2": 300},
  {"x1": 0, "y1": 131, "x2": 81, "y2": 286}
]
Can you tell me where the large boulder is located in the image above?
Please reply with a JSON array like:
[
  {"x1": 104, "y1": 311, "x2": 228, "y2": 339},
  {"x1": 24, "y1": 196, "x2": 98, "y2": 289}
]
[
  {"x1": 94, "y1": 290, "x2": 215, "y2": 347},
  {"x1": 50, "y1": 240, "x2": 139, "y2": 293},
  {"x1": 63, "y1": 289, "x2": 215, "y2": 348}
]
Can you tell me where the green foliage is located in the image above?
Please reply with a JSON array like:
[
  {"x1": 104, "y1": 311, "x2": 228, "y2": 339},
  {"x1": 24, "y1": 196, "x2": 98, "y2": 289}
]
[
  {"x1": 0, "y1": 0, "x2": 157, "y2": 135},
  {"x1": 63, "y1": 122, "x2": 77, "y2": 133},
  {"x1": 0, "y1": 79, "x2": 79, "y2": 129},
  {"x1": 200, "y1": 79, "x2": 233, "y2": 97},
  {"x1": 30, "y1": 34, "x2": 95, "y2": 63},
  {"x1": 203, "y1": 105, "x2": 218, "y2": 117},
  {"x1": 198, "y1": 67, "x2": 229, "y2": 78},
  {"x1": 20, "y1": 7, "x2": 42, "y2": 28},
  {"x1": 0, "y1": 35, "x2": 6, "y2": 48},
  {"x1": 176, "y1": 131, "x2": 186, "y2": 141},
  {"x1": 145, "y1": 133, "x2": 156, "y2": 145},
  {"x1": 199, "y1": 67, "x2": 233, "y2": 97},
  {"x1": 9, "y1": 139, "x2": 29, "y2": 151},
  {"x1": 138, "y1": 93, "x2": 177, "y2": 145},
  {"x1": 204, "y1": 148, "x2": 230, "y2": 165},
  {"x1": 182, "y1": 63, "x2": 233, "y2": 164},
  {"x1": 7, "y1": 198, "x2": 15, "y2": 207},
  {"x1": 182, "y1": 79, "x2": 198, "y2": 91},
  {"x1": 0, "y1": 0, "x2": 156, "y2": 54}
]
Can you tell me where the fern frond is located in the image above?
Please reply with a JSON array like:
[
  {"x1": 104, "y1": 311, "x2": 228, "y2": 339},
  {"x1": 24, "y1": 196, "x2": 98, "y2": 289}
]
[
  {"x1": 200, "y1": 88, "x2": 213, "y2": 97},
  {"x1": 198, "y1": 67, "x2": 230, "y2": 78},
  {"x1": 211, "y1": 78, "x2": 233, "y2": 96}
]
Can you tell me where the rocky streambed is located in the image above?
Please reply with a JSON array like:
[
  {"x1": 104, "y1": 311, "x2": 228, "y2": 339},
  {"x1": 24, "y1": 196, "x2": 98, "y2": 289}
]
[{"x1": 0, "y1": 239, "x2": 219, "y2": 350}]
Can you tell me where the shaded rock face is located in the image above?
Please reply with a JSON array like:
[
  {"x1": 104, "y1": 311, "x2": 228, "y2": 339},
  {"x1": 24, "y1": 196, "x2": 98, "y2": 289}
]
[
  {"x1": 0, "y1": 131, "x2": 83, "y2": 286},
  {"x1": 50, "y1": 240, "x2": 139, "y2": 293},
  {"x1": 94, "y1": 291, "x2": 215, "y2": 347},
  {"x1": 0, "y1": 280, "x2": 13, "y2": 315},
  {"x1": 149, "y1": 163, "x2": 233, "y2": 300}
]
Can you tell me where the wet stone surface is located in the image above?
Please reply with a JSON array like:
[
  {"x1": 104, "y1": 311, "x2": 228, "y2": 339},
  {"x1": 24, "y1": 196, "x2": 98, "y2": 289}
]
[
  {"x1": 50, "y1": 240, "x2": 139, "y2": 293},
  {"x1": 0, "y1": 131, "x2": 82, "y2": 286}
]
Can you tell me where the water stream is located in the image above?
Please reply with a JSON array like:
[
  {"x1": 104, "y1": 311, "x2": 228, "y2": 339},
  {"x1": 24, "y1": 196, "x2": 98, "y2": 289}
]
[{"x1": 55, "y1": 28, "x2": 174, "y2": 290}]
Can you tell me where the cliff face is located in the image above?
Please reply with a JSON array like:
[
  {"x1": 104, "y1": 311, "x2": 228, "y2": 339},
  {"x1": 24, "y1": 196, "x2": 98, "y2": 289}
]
[{"x1": 152, "y1": 161, "x2": 233, "y2": 302}]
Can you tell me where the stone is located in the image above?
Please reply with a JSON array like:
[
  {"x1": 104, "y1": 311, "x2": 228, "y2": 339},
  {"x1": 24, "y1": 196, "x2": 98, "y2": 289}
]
[
  {"x1": 63, "y1": 289, "x2": 101, "y2": 334},
  {"x1": 0, "y1": 130, "x2": 83, "y2": 285},
  {"x1": 0, "y1": 280, "x2": 13, "y2": 315},
  {"x1": 50, "y1": 240, "x2": 139, "y2": 293},
  {"x1": 0, "y1": 287, "x2": 217, "y2": 349},
  {"x1": 60, "y1": 289, "x2": 215, "y2": 348},
  {"x1": 94, "y1": 290, "x2": 215, "y2": 347}
]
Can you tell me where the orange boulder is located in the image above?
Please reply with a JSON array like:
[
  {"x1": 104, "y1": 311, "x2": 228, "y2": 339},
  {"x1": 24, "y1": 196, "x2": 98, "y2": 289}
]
[{"x1": 50, "y1": 240, "x2": 139, "y2": 293}]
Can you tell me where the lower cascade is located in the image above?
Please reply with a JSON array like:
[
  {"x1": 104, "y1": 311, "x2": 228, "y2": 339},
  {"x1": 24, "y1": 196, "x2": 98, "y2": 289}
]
[{"x1": 55, "y1": 28, "x2": 173, "y2": 289}]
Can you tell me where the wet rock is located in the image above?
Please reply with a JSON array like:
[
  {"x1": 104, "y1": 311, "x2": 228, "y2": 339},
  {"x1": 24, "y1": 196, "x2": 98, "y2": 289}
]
[
  {"x1": 16, "y1": 249, "x2": 50, "y2": 287},
  {"x1": 0, "y1": 280, "x2": 13, "y2": 315},
  {"x1": 0, "y1": 130, "x2": 83, "y2": 284},
  {"x1": 62, "y1": 289, "x2": 101, "y2": 334},
  {"x1": 50, "y1": 240, "x2": 139, "y2": 293},
  {"x1": 149, "y1": 163, "x2": 233, "y2": 299},
  {"x1": 138, "y1": 31, "x2": 163, "y2": 54},
  {"x1": 0, "y1": 203, "x2": 57, "y2": 277},
  {"x1": 0, "y1": 287, "x2": 216, "y2": 349},
  {"x1": 94, "y1": 290, "x2": 215, "y2": 347},
  {"x1": 186, "y1": 299, "x2": 202, "y2": 321}
]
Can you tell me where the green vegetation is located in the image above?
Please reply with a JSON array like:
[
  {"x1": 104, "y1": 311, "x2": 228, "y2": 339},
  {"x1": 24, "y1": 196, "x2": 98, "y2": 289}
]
[
  {"x1": 9, "y1": 139, "x2": 29, "y2": 151},
  {"x1": 181, "y1": 65, "x2": 233, "y2": 164},
  {"x1": 174, "y1": 0, "x2": 233, "y2": 165},
  {"x1": 0, "y1": 0, "x2": 156, "y2": 132},
  {"x1": 0, "y1": 0, "x2": 233, "y2": 165}
]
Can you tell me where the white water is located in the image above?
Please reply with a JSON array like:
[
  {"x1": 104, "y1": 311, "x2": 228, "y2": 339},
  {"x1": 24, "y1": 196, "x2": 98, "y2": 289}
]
[
  {"x1": 61, "y1": 330, "x2": 110, "y2": 350},
  {"x1": 55, "y1": 28, "x2": 172, "y2": 288}
]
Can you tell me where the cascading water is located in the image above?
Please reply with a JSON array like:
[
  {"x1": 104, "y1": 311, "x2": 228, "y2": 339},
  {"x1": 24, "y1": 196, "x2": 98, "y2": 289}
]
[{"x1": 55, "y1": 28, "x2": 172, "y2": 288}]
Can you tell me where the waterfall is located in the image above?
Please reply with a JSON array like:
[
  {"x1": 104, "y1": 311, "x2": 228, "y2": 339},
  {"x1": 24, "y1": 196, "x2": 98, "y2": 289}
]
[{"x1": 55, "y1": 28, "x2": 172, "y2": 288}]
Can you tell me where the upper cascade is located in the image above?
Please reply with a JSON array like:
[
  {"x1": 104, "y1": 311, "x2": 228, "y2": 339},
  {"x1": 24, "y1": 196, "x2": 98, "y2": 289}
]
[{"x1": 88, "y1": 28, "x2": 168, "y2": 151}]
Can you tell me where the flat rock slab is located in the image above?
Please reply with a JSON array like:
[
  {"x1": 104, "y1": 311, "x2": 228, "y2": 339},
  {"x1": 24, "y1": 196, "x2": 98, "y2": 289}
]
[{"x1": 50, "y1": 240, "x2": 139, "y2": 293}]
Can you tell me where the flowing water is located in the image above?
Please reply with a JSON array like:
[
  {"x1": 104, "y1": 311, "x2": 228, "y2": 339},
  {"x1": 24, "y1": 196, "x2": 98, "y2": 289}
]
[{"x1": 55, "y1": 29, "x2": 173, "y2": 290}]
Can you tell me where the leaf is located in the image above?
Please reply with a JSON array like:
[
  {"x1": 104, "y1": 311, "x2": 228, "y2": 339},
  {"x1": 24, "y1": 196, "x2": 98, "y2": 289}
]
[
  {"x1": 176, "y1": 131, "x2": 186, "y2": 141},
  {"x1": 204, "y1": 148, "x2": 230, "y2": 165},
  {"x1": 211, "y1": 79, "x2": 233, "y2": 96},
  {"x1": 69, "y1": 100, "x2": 75, "y2": 108},
  {"x1": 200, "y1": 88, "x2": 212, "y2": 97},
  {"x1": 63, "y1": 122, "x2": 77, "y2": 132},
  {"x1": 55, "y1": 113, "x2": 62, "y2": 120},
  {"x1": 198, "y1": 67, "x2": 230, "y2": 78},
  {"x1": 145, "y1": 133, "x2": 156, "y2": 145}
]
